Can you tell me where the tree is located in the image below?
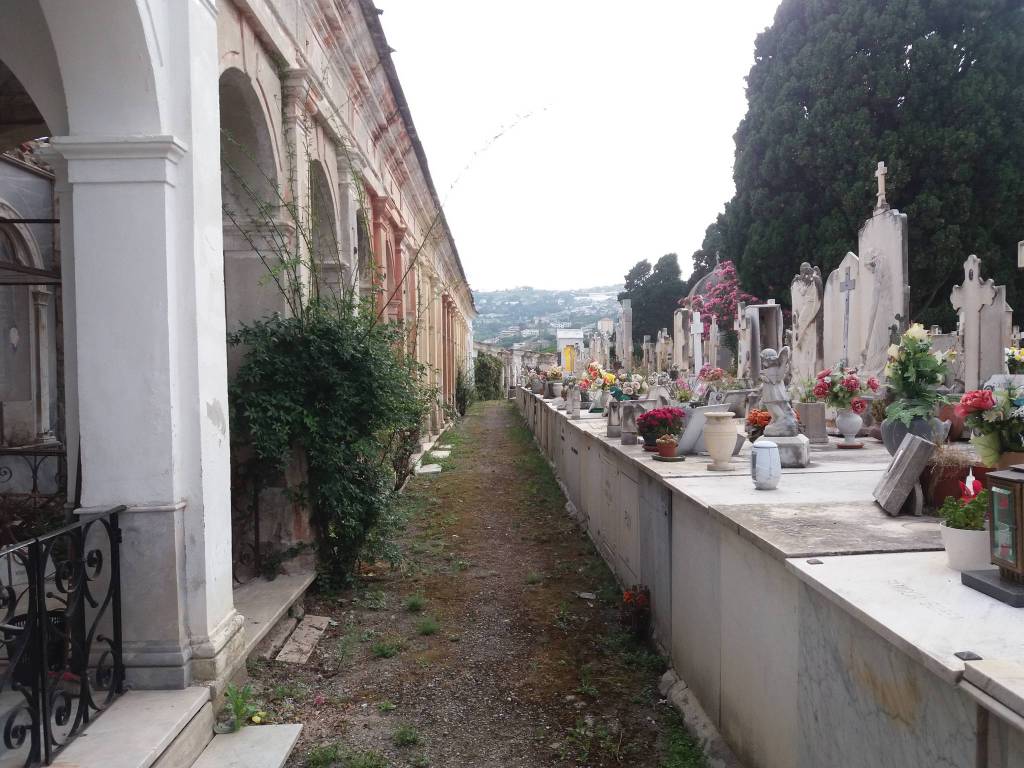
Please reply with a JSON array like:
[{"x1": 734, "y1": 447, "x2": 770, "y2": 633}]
[
  {"x1": 698, "y1": 0, "x2": 1024, "y2": 327},
  {"x1": 618, "y1": 254, "x2": 686, "y2": 346}
]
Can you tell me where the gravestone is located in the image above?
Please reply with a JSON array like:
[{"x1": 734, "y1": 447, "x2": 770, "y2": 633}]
[
  {"x1": 740, "y1": 302, "x2": 784, "y2": 383},
  {"x1": 735, "y1": 302, "x2": 750, "y2": 379},
  {"x1": 673, "y1": 308, "x2": 688, "y2": 372},
  {"x1": 794, "y1": 401, "x2": 828, "y2": 445},
  {"x1": 655, "y1": 328, "x2": 670, "y2": 373},
  {"x1": 823, "y1": 252, "x2": 862, "y2": 369},
  {"x1": 689, "y1": 311, "x2": 704, "y2": 372},
  {"x1": 706, "y1": 316, "x2": 720, "y2": 374},
  {"x1": 951, "y1": 255, "x2": 998, "y2": 391},
  {"x1": 790, "y1": 262, "x2": 824, "y2": 384},
  {"x1": 641, "y1": 335, "x2": 654, "y2": 371},
  {"x1": 620, "y1": 299, "x2": 634, "y2": 368},
  {"x1": 979, "y1": 285, "x2": 1013, "y2": 384},
  {"x1": 928, "y1": 325, "x2": 963, "y2": 389}
]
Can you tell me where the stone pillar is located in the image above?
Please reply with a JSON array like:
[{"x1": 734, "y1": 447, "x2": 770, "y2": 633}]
[
  {"x1": 31, "y1": 288, "x2": 53, "y2": 441},
  {"x1": 51, "y1": 4, "x2": 241, "y2": 687},
  {"x1": 620, "y1": 299, "x2": 633, "y2": 368}
]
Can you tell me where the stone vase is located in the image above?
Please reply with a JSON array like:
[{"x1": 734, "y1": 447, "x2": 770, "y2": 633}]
[
  {"x1": 550, "y1": 382, "x2": 563, "y2": 398},
  {"x1": 880, "y1": 415, "x2": 950, "y2": 455},
  {"x1": 531, "y1": 380, "x2": 544, "y2": 395},
  {"x1": 750, "y1": 439, "x2": 782, "y2": 490},
  {"x1": 939, "y1": 522, "x2": 991, "y2": 572},
  {"x1": 606, "y1": 400, "x2": 622, "y2": 438},
  {"x1": 704, "y1": 412, "x2": 737, "y2": 471},
  {"x1": 835, "y1": 409, "x2": 864, "y2": 446}
]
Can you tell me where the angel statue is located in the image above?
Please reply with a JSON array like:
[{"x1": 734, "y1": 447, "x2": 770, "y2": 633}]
[{"x1": 759, "y1": 347, "x2": 800, "y2": 437}]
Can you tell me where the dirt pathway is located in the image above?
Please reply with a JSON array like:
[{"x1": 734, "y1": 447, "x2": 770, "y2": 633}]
[{"x1": 251, "y1": 400, "x2": 705, "y2": 768}]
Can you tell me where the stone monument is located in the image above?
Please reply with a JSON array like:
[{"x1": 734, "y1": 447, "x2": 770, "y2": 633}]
[
  {"x1": 689, "y1": 311, "x2": 704, "y2": 372},
  {"x1": 790, "y1": 262, "x2": 824, "y2": 384},
  {"x1": 706, "y1": 316, "x2": 720, "y2": 372},
  {"x1": 735, "y1": 302, "x2": 750, "y2": 380},
  {"x1": 673, "y1": 308, "x2": 689, "y2": 372},
  {"x1": 951, "y1": 254, "x2": 998, "y2": 391},
  {"x1": 740, "y1": 301, "x2": 784, "y2": 383},
  {"x1": 756, "y1": 347, "x2": 810, "y2": 467},
  {"x1": 620, "y1": 299, "x2": 634, "y2": 368}
]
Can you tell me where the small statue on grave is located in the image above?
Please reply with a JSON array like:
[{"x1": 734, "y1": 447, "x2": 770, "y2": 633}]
[{"x1": 759, "y1": 347, "x2": 800, "y2": 437}]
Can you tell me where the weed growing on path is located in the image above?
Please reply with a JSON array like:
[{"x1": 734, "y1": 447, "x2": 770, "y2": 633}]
[
  {"x1": 393, "y1": 724, "x2": 420, "y2": 747},
  {"x1": 525, "y1": 570, "x2": 544, "y2": 585},
  {"x1": 377, "y1": 700, "x2": 396, "y2": 713},
  {"x1": 371, "y1": 639, "x2": 402, "y2": 659},
  {"x1": 404, "y1": 594, "x2": 426, "y2": 612},
  {"x1": 417, "y1": 616, "x2": 439, "y2": 636}
]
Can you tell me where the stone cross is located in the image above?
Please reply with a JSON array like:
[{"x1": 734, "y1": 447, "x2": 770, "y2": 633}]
[
  {"x1": 672, "y1": 308, "x2": 687, "y2": 372},
  {"x1": 875, "y1": 161, "x2": 888, "y2": 212},
  {"x1": 706, "y1": 315, "x2": 720, "y2": 370},
  {"x1": 951, "y1": 254, "x2": 997, "y2": 390},
  {"x1": 690, "y1": 310, "x2": 704, "y2": 372},
  {"x1": 839, "y1": 267, "x2": 857, "y2": 367}
]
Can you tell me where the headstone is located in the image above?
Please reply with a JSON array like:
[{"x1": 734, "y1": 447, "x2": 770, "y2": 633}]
[
  {"x1": 793, "y1": 401, "x2": 828, "y2": 445},
  {"x1": 620, "y1": 299, "x2": 634, "y2": 367},
  {"x1": 672, "y1": 308, "x2": 688, "y2": 372},
  {"x1": 641, "y1": 335, "x2": 653, "y2": 371},
  {"x1": 689, "y1": 311, "x2": 704, "y2": 372},
  {"x1": 706, "y1": 316, "x2": 720, "y2": 374},
  {"x1": 790, "y1": 262, "x2": 824, "y2": 384},
  {"x1": 980, "y1": 284, "x2": 1013, "y2": 385},
  {"x1": 823, "y1": 252, "x2": 862, "y2": 369},
  {"x1": 873, "y1": 433, "x2": 935, "y2": 516},
  {"x1": 740, "y1": 302, "x2": 784, "y2": 383},
  {"x1": 620, "y1": 401, "x2": 640, "y2": 445},
  {"x1": 951, "y1": 254, "x2": 998, "y2": 390},
  {"x1": 735, "y1": 302, "x2": 750, "y2": 379}
]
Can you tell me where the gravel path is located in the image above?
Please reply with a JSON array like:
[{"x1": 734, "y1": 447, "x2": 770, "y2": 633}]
[{"x1": 250, "y1": 400, "x2": 705, "y2": 768}]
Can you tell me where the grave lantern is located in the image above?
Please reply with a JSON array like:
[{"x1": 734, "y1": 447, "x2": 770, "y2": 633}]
[{"x1": 962, "y1": 465, "x2": 1024, "y2": 606}]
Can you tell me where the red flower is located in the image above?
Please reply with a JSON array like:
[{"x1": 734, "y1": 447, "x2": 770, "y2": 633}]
[
  {"x1": 842, "y1": 375, "x2": 861, "y2": 392},
  {"x1": 623, "y1": 590, "x2": 635, "y2": 605},
  {"x1": 850, "y1": 398, "x2": 868, "y2": 415},
  {"x1": 867, "y1": 377, "x2": 880, "y2": 392},
  {"x1": 959, "y1": 476, "x2": 982, "y2": 502},
  {"x1": 956, "y1": 389, "x2": 996, "y2": 418},
  {"x1": 816, "y1": 368, "x2": 832, "y2": 380},
  {"x1": 812, "y1": 381, "x2": 829, "y2": 399}
]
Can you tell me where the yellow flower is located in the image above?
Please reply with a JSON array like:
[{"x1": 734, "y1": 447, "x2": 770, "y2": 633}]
[
  {"x1": 904, "y1": 323, "x2": 928, "y2": 342},
  {"x1": 252, "y1": 715, "x2": 262, "y2": 724}
]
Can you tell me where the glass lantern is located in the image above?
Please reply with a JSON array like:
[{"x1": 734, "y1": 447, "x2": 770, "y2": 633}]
[{"x1": 986, "y1": 467, "x2": 1024, "y2": 582}]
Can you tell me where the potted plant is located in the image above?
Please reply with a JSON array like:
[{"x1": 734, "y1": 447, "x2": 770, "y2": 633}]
[
  {"x1": 922, "y1": 445, "x2": 992, "y2": 509},
  {"x1": 938, "y1": 488, "x2": 991, "y2": 572},
  {"x1": 813, "y1": 366, "x2": 876, "y2": 446},
  {"x1": 881, "y1": 323, "x2": 952, "y2": 454},
  {"x1": 957, "y1": 387, "x2": 1024, "y2": 468},
  {"x1": 636, "y1": 406, "x2": 686, "y2": 452},
  {"x1": 671, "y1": 379, "x2": 694, "y2": 406},
  {"x1": 656, "y1": 434, "x2": 679, "y2": 457}
]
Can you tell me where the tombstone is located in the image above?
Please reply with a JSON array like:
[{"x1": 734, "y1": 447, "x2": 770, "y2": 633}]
[
  {"x1": 735, "y1": 302, "x2": 750, "y2": 379},
  {"x1": 951, "y1": 255, "x2": 998, "y2": 391},
  {"x1": 705, "y1": 316, "x2": 720, "y2": 374},
  {"x1": 790, "y1": 262, "x2": 824, "y2": 384},
  {"x1": 620, "y1": 299, "x2": 634, "y2": 367},
  {"x1": 740, "y1": 302, "x2": 784, "y2": 383},
  {"x1": 689, "y1": 311, "x2": 704, "y2": 372},
  {"x1": 672, "y1": 308, "x2": 688, "y2": 372},
  {"x1": 823, "y1": 252, "x2": 862, "y2": 369},
  {"x1": 980, "y1": 284, "x2": 1013, "y2": 385},
  {"x1": 794, "y1": 401, "x2": 828, "y2": 445},
  {"x1": 655, "y1": 328, "x2": 670, "y2": 373},
  {"x1": 928, "y1": 325, "x2": 963, "y2": 389}
]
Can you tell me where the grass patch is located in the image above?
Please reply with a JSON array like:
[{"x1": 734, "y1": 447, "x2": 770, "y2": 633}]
[
  {"x1": 377, "y1": 699, "x2": 396, "y2": 713},
  {"x1": 359, "y1": 590, "x2": 388, "y2": 610},
  {"x1": 371, "y1": 639, "x2": 403, "y2": 659},
  {"x1": 404, "y1": 594, "x2": 426, "y2": 613},
  {"x1": 417, "y1": 616, "x2": 440, "y2": 636},
  {"x1": 393, "y1": 724, "x2": 420, "y2": 747},
  {"x1": 661, "y1": 711, "x2": 709, "y2": 768},
  {"x1": 525, "y1": 570, "x2": 544, "y2": 585},
  {"x1": 307, "y1": 744, "x2": 388, "y2": 768},
  {"x1": 577, "y1": 664, "x2": 599, "y2": 697}
]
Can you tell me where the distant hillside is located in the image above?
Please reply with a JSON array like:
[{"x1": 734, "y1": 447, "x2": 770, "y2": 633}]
[{"x1": 473, "y1": 285, "x2": 623, "y2": 349}]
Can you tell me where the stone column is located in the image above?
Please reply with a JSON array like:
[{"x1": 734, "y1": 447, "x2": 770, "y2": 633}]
[{"x1": 30, "y1": 288, "x2": 53, "y2": 441}]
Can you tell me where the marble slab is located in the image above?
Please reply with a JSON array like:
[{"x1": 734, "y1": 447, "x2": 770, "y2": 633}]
[
  {"x1": 789, "y1": 550, "x2": 1024, "y2": 685},
  {"x1": 963, "y1": 659, "x2": 1024, "y2": 719}
]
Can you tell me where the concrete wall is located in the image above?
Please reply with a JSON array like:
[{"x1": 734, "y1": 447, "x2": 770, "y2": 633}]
[{"x1": 516, "y1": 388, "x2": 1023, "y2": 768}]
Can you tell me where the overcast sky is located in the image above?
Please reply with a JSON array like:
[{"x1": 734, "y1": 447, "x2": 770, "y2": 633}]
[{"x1": 378, "y1": 1, "x2": 782, "y2": 292}]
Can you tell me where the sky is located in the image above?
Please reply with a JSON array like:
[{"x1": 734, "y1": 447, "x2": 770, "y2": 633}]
[{"x1": 378, "y1": 1, "x2": 783, "y2": 292}]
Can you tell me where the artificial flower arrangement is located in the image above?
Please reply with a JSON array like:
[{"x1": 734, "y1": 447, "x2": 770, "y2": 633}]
[
  {"x1": 611, "y1": 373, "x2": 650, "y2": 401},
  {"x1": 884, "y1": 323, "x2": 952, "y2": 426},
  {"x1": 547, "y1": 366, "x2": 563, "y2": 382},
  {"x1": 812, "y1": 366, "x2": 878, "y2": 413},
  {"x1": 672, "y1": 379, "x2": 694, "y2": 403},
  {"x1": 698, "y1": 364, "x2": 726, "y2": 382},
  {"x1": 584, "y1": 362, "x2": 617, "y2": 390},
  {"x1": 746, "y1": 408, "x2": 771, "y2": 442},
  {"x1": 636, "y1": 407, "x2": 686, "y2": 441},
  {"x1": 1007, "y1": 347, "x2": 1024, "y2": 375},
  {"x1": 956, "y1": 387, "x2": 1024, "y2": 467}
]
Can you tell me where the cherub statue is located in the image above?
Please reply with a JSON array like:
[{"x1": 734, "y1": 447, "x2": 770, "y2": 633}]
[{"x1": 759, "y1": 347, "x2": 799, "y2": 437}]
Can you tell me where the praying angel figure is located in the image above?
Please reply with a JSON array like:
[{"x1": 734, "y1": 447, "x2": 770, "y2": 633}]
[{"x1": 759, "y1": 347, "x2": 800, "y2": 437}]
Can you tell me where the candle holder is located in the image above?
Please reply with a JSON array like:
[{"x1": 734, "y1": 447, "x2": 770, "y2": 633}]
[{"x1": 962, "y1": 464, "x2": 1024, "y2": 606}]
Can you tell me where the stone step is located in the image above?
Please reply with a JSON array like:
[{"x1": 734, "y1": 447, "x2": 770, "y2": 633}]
[
  {"x1": 53, "y1": 687, "x2": 211, "y2": 768},
  {"x1": 191, "y1": 724, "x2": 302, "y2": 768},
  {"x1": 276, "y1": 615, "x2": 330, "y2": 664},
  {"x1": 233, "y1": 569, "x2": 316, "y2": 662},
  {"x1": 257, "y1": 615, "x2": 299, "y2": 661}
]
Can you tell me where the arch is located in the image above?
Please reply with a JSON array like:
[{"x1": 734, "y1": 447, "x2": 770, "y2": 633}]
[
  {"x1": 310, "y1": 160, "x2": 345, "y2": 298},
  {"x1": 220, "y1": 67, "x2": 279, "y2": 213},
  {"x1": 0, "y1": 199, "x2": 45, "y2": 270}
]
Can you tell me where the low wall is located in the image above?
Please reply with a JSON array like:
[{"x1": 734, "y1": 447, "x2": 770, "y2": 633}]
[{"x1": 516, "y1": 389, "x2": 1024, "y2": 768}]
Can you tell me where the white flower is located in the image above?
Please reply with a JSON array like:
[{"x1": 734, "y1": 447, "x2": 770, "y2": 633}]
[
  {"x1": 904, "y1": 323, "x2": 928, "y2": 342},
  {"x1": 887, "y1": 344, "x2": 900, "y2": 359}
]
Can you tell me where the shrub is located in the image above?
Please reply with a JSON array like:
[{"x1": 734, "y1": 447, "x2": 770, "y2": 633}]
[
  {"x1": 455, "y1": 368, "x2": 474, "y2": 416},
  {"x1": 474, "y1": 352, "x2": 503, "y2": 400}
]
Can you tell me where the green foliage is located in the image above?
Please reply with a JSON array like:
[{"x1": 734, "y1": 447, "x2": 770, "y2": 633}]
[
  {"x1": 455, "y1": 368, "x2": 474, "y2": 416},
  {"x1": 474, "y1": 352, "x2": 504, "y2": 400},
  {"x1": 224, "y1": 684, "x2": 258, "y2": 731},
  {"x1": 371, "y1": 639, "x2": 403, "y2": 659},
  {"x1": 884, "y1": 325, "x2": 951, "y2": 425},
  {"x1": 229, "y1": 296, "x2": 435, "y2": 583},
  {"x1": 416, "y1": 616, "x2": 439, "y2": 636},
  {"x1": 696, "y1": 0, "x2": 1024, "y2": 327},
  {"x1": 617, "y1": 255, "x2": 686, "y2": 354},
  {"x1": 940, "y1": 490, "x2": 990, "y2": 531},
  {"x1": 306, "y1": 744, "x2": 387, "y2": 768},
  {"x1": 393, "y1": 724, "x2": 420, "y2": 747},
  {"x1": 660, "y1": 710, "x2": 709, "y2": 768},
  {"x1": 404, "y1": 594, "x2": 426, "y2": 613}
]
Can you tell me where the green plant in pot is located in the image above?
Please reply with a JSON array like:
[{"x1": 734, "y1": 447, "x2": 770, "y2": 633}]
[
  {"x1": 938, "y1": 487, "x2": 990, "y2": 572},
  {"x1": 881, "y1": 323, "x2": 953, "y2": 455}
]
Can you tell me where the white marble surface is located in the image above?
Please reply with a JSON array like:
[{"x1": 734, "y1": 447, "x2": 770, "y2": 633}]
[{"x1": 789, "y1": 550, "x2": 1024, "y2": 685}]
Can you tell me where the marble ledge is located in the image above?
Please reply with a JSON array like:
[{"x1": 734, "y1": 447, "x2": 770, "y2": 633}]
[{"x1": 788, "y1": 550, "x2": 1024, "y2": 687}]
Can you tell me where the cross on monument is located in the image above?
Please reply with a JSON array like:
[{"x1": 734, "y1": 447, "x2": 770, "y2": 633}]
[
  {"x1": 690, "y1": 310, "x2": 704, "y2": 372},
  {"x1": 874, "y1": 161, "x2": 888, "y2": 212},
  {"x1": 840, "y1": 267, "x2": 857, "y2": 367}
]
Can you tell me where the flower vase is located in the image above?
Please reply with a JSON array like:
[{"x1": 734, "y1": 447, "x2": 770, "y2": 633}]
[
  {"x1": 939, "y1": 523, "x2": 991, "y2": 572},
  {"x1": 550, "y1": 382, "x2": 563, "y2": 398},
  {"x1": 835, "y1": 409, "x2": 864, "y2": 447},
  {"x1": 704, "y1": 412, "x2": 737, "y2": 471},
  {"x1": 589, "y1": 389, "x2": 605, "y2": 413},
  {"x1": 642, "y1": 434, "x2": 658, "y2": 452}
]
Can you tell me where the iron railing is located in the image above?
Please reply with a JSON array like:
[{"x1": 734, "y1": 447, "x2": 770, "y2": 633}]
[{"x1": 0, "y1": 506, "x2": 124, "y2": 766}]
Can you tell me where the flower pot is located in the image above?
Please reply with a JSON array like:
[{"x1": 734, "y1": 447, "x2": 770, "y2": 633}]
[
  {"x1": 704, "y1": 412, "x2": 737, "y2": 471},
  {"x1": 550, "y1": 382, "x2": 563, "y2": 398},
  {"x1": 642, "y1": 434, "x2": 658, "y2": 452},
  {"x1": 997, "y1": 451, "x2": 1024, "y2": 469},
  {"x1": 921, "y1": 464, "x2": 991, "y2": 509},
  {"x1": 936, "y1": 404, "x2": 965, "y2": 443},
  {"x1": 657, "y1": 442, "x2": 678, "y2": 458},
  {"x1": 880, "y1": 415, "x2": 950, "y2": 455},
  {"x1": 531, "y1": 380, "x2": 544, "y2": 395},
  {"x1": 939, "y1": 522, "x2": 991, "y2": 572},
  {"x1": 835, "y1": 409, "x2": 864, "y2": 446}
]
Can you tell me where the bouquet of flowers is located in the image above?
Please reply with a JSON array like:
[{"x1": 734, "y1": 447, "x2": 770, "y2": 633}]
[
  {"x1": 636, "y1": 407, "x2": 686, "y2": 440},
  {"x1": 812, "y1": 366, "x2": 877, "y2": 413},
  {"x1": 672, "y1": 379, "x2": 694, "y2": 403},
  {"x1": 1007, "y1": 347, "x2": 1024, "y2": 375},
  {"x1": 956, "y1": 387, "x2": 1024, "y2": 467},
  {"x1": 746, "y1": 408, "x2": 771, "y2": 441},
  {"x1": 585, "y1": 362, "x2": 617, "y2": 391},
  {"x1": 698, "y1": 364, "x2": 726, "y2": 382},
  {"x1": 612, "y1": 374, "x2": 649, "y2": 401},
  {"x1": 547, "y1": 366, "x2": 563, "y2": 382},
  {"x1": 884, "y1": 323, "x2": 952, "y2": 426}
]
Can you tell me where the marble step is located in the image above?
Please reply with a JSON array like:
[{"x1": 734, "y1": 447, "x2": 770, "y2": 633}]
[
  {"x1": 191, "y1": 724, "x2": 302, "y2": 768},
  {"x1": 276, "y1": 615, "x2": 330, "y2": 664},
  {"x1": 52, "y1": 687, "x2": 211, "y2": 768}
]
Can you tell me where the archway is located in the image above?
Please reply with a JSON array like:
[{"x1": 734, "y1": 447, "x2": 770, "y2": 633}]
[{"x1": 310, "y1": 160, "x2": 345, "y2": 301}]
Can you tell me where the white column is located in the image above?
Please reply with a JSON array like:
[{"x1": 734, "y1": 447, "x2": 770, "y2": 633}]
[{"x1": 30, "y1": 288, "x2": 53, "y2": 441}]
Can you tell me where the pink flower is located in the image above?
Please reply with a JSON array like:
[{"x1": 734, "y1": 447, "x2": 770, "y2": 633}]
[
  {"x1": 816, "y1": 368, "x2": 832, "y2": 380},
  {"x1": 812, "y1": 381, "x2": 829, "y2": 398},
  {"x1": 867, "y1": 377, "x2": 880, "y2": 392},
  {"x1": 850, "y1": 398, "x2": 868, "y2": 415},
  {"x1": 843, "y1": 376, "x2": 861, "y2": 392}
]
